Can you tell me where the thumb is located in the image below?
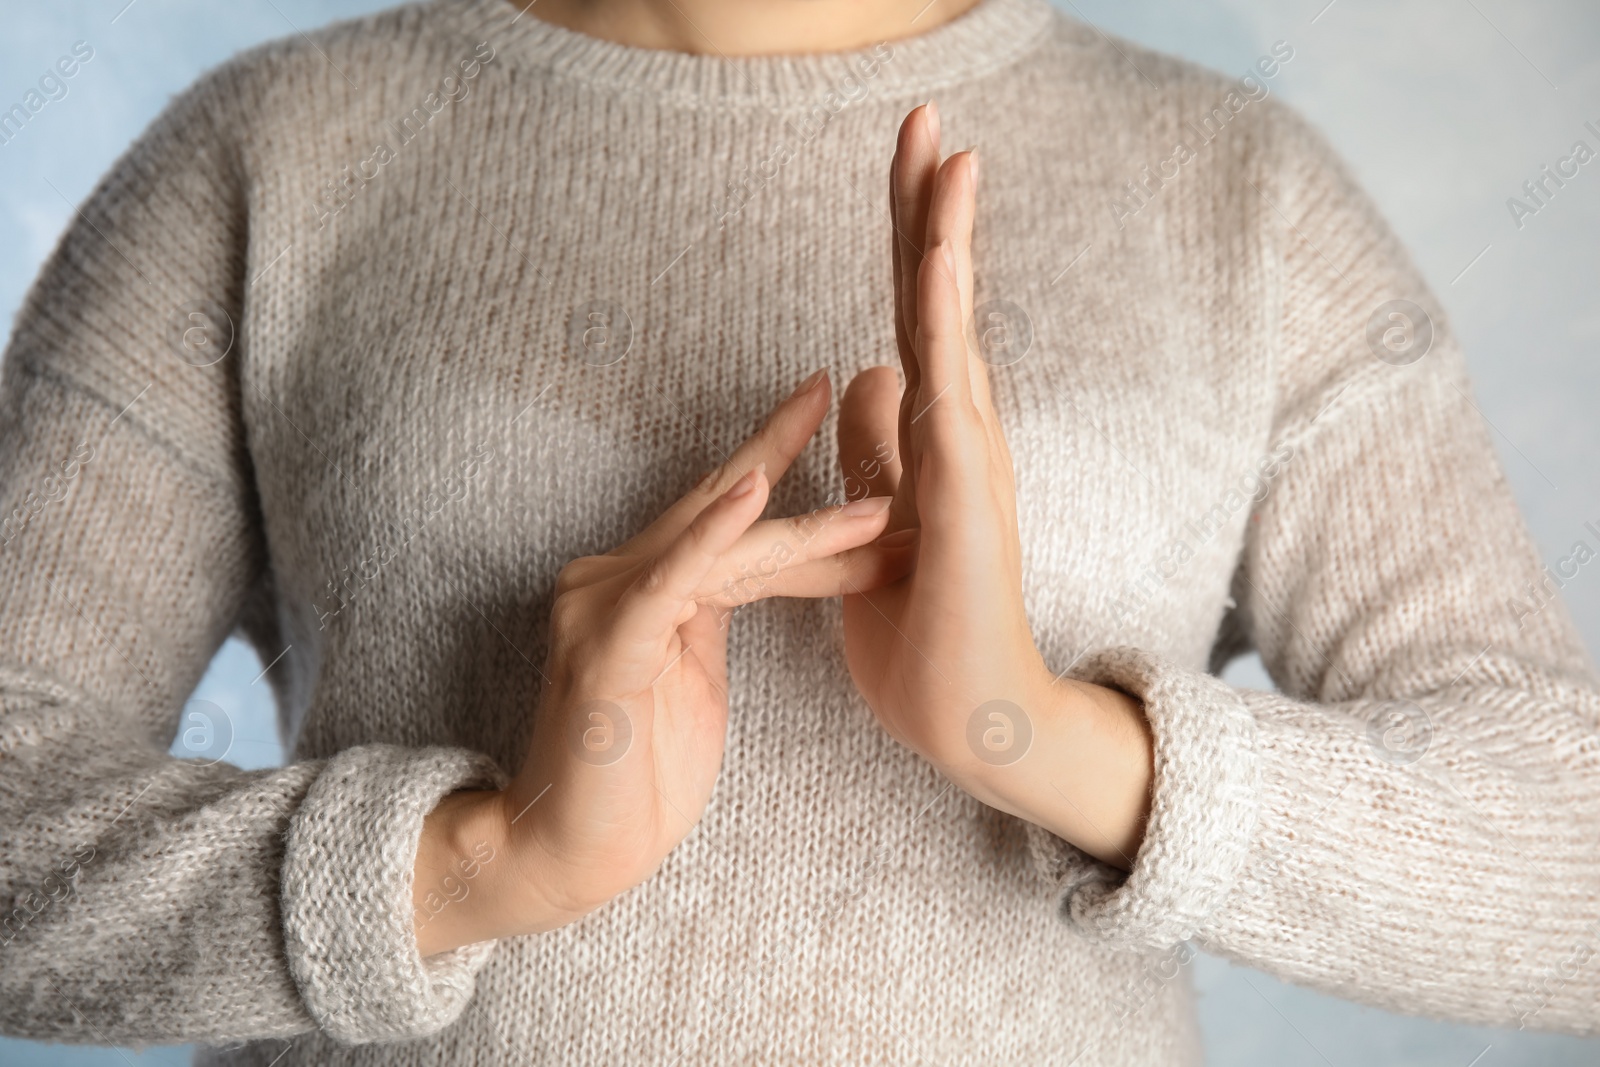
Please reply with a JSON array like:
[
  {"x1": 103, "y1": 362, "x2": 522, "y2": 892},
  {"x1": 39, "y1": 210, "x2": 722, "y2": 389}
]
[{"x1": 837, "y1": 366, "x2": 905, "y2": 515}]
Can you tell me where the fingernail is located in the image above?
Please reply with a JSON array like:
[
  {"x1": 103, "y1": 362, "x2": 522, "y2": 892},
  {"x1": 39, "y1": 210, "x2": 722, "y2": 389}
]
[
  {"x1": 840, "y1": 495, "x2": 892, "y2": 517},
  {"x1": 727, "y1": 463, "x2": 765, "y2": 498},
  {"x1": 940, "y1": 240, "x2": 955, "y2": 272},
  {"x1": 789, "y1": 368, "x2": 828, "y2": 399},
  {"x1": 926, "y1": 100, "x2": 940, "y2": 138},
  {"x1": 966, "y1": 146, "x2": 979, "y2": 183},
  {"x1": 877, "y1": 527, "x2": 918, "y2": 548}
]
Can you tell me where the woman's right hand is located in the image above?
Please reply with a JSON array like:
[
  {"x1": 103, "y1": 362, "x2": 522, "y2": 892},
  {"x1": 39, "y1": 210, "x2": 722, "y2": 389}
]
[{"x1": 413, "y1": 370, "x2": 908, "y2": 956}]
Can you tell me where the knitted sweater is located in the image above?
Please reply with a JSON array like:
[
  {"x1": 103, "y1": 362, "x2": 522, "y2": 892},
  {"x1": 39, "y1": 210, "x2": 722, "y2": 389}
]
[{"x1": 1, "y1": 0, "x2": 1597, "y2": 1062}]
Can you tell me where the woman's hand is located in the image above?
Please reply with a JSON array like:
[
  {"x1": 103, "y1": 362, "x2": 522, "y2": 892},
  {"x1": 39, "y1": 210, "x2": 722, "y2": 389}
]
[
  {"x1": 836, "y1": 103, "x2": 1155, "y2": 869},
  {"x1": 415, "y1": 372, "x2": 910, "y2": 956}
]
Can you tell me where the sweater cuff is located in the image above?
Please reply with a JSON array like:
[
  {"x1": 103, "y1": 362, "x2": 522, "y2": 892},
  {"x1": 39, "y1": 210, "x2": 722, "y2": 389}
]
[
  {"x1": 280, "y1": 744, "x2": 510, "y2": 1044},
  {"x1": 1023, "y1": 646, "x2": 1261, "y2": 949}
]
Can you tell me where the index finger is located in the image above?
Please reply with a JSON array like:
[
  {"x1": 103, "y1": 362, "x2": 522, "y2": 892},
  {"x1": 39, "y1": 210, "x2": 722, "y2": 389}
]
[
  {"x1": 613, "y1": 368, "x2": 832, "y2": 557},
  {"x1": 609, "y1": 465, "x2": 770, "y2": 649}
]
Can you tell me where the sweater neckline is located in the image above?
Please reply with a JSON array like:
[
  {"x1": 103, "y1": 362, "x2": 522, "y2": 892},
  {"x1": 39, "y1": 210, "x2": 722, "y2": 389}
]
[{"x1": 442, "y1": 0, "x2": 1057, "y2": 109}]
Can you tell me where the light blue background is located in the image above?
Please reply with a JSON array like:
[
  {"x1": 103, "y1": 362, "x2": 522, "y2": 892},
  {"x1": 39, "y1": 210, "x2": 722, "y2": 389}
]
[{"x1": 3, "y1": 1, "x2": 1598, "y2": 1064}]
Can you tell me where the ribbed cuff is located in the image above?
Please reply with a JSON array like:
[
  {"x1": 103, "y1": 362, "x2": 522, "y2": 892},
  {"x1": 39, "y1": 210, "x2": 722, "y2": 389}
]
[
  {"x1": 1024, "y1": 646, "x2": 1261, "y2": 950},
  {"x1": 281, "y1": 744, "x2": 509, "y2": 1044}
]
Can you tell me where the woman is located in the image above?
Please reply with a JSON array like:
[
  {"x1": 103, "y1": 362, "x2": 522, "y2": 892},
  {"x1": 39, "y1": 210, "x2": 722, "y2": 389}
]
[{"x1": 0, "y1": 0, "x2": 1595, "y2": 1063}]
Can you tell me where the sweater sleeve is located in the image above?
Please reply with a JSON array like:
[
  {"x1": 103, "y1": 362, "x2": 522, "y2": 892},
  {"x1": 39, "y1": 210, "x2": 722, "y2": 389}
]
[
  {"x1": 0, "y1": 64, "x2": 507, "y2": 1047},
  {"x1": 1025, "y1": 99, "x2": 1600, "y2": 1035}
]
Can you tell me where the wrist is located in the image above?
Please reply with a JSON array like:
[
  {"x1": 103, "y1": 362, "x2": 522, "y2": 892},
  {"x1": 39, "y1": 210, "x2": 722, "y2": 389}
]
[
  {"x1": 414, "y1": 786, "x2": 605, "y2": 956},
  {"x1": 955, "y1": 670, "x2": 1154, "y2": 870},
  {"x1": 412, "y1": 787, "x2": 518, "y2": 957},
  {"x1": 944, "y1": 666, "x2": 1068, "y2": 810}
]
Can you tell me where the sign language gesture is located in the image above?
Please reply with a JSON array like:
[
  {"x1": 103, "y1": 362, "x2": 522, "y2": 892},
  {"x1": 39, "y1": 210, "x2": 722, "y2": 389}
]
[
  {"x1": 837, "y1": 103, "x2": 1155, "y2": 869},
  {"x1": 415, "y1": 376, "x2": 911, "y2": 956}
]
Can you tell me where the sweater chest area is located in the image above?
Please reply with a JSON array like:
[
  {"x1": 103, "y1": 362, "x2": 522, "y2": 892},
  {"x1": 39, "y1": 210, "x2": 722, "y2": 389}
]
[
  {"x1": 247, "y1": 335, "x2": 1272, "y2": 767},
  {"x1": 243, "y1": 124, "x2": 1281, "y2": 757}
]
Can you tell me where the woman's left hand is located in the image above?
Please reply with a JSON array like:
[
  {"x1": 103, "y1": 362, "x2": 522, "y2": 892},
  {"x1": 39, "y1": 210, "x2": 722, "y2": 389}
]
[{"x1": 837, "y1": 102, "x2": 1155, "y2": 868}]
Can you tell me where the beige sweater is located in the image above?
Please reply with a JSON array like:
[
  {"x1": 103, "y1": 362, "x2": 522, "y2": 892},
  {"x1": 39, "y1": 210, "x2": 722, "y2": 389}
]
[{"x1": 1, "y1": 0, "x2": 1596, "y2": 1062}]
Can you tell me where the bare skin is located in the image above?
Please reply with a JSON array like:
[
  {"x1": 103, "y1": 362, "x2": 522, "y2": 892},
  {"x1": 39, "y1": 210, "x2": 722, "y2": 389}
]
[
  {"x1": 414, "y1": 378, "x2": 914, "y2": 957},
  {"x1": 412, "y1": 4, "x2": 1157, "y2": 960},
  {"x1": 836, "y1": 104, "x2": 1155, "y2": 871},
  {"x1": 505, "y1": 0, "x2": 985, "y2": 56}
]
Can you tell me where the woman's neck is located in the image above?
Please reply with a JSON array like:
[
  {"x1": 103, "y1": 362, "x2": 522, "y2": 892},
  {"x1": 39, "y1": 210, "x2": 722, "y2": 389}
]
[{"x1": 506, "y1": 0, "x2": 985, "y2": 55}]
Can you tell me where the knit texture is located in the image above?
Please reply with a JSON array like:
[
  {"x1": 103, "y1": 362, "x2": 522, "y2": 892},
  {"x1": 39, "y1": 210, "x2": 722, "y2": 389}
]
[{"x1": 1, "y1": 0, "x2": 1597, "y2": 1063}]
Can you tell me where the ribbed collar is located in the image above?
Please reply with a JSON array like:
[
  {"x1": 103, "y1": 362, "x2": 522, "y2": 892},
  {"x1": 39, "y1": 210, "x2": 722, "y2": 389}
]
[{"x1": 440, "y1": 0, "x2": 1057, "y2": 109}]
